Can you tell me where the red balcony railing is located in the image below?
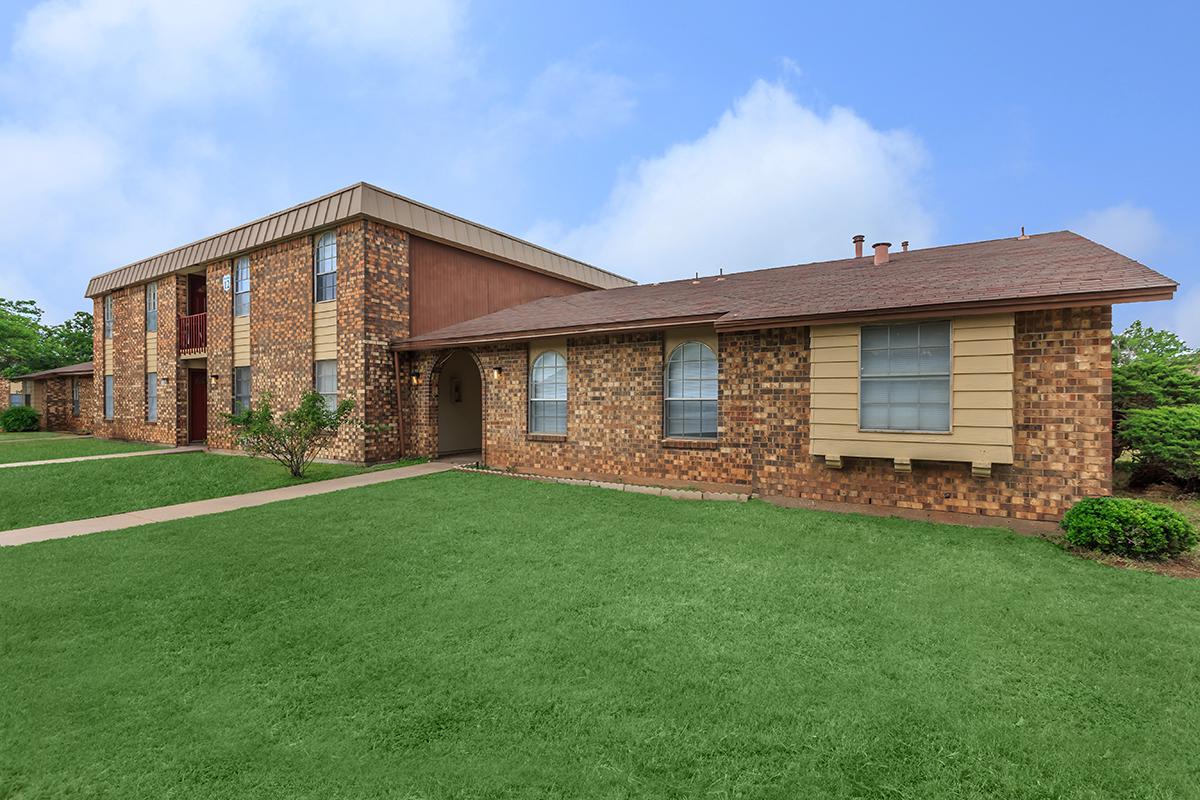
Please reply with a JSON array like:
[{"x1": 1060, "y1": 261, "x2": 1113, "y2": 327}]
[{"x1": 179, "y1": 312, "x2": 207, "y2": 355}]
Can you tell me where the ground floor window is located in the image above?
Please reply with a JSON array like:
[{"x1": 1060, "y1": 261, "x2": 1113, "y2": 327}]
[
  {"x1": 146, "y1": 373, "x2": 158, "y2": 422},
  {"x1": 233, "y1": 367, "x2": 251, "y2": 413},
  {"x1": 104, "y1": 376, "x2": 114, "y2": 420},
  {"x1": 529, "y1": 351, "x2": 567, "y2": 434},
  {"x1": 71, "y1": 378, "x2": 80, "y2": 416},
  {"x1": 664, "y1": 341, "x2": 718, "y2": 439},
  {"x1": 859, "y1": 321, "x2": 951, "y2": 432},
  {"x1": 314, "y1": 360, "x2": 337, "y2": 412},
  {"x1": 9, "y1": 393, "x2": 23, "y2": 407}
]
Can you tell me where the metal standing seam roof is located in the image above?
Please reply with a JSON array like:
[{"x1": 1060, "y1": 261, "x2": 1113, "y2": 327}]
[
  {"x1": 393, "y1": 231, "x2": 1178, "y2": 349},
  {"x1": 85, "y1": 183, "x2": 634, "y2": 297}
]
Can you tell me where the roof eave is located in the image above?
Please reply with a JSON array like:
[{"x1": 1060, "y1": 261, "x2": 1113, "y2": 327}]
[{"x1": 391, "y1": 313, "x2": 727, "y2": 351}]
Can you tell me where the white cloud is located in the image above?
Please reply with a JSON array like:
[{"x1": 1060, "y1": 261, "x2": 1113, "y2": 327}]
[
  {"x1": 9, "y1": 0, "x2": 467, "y2": 108},
  {"x1": 1072, "y1": 203, "x2": 1164, "y2": 261},
  {"x1": 543, "y1": 80, "x2": 934, "y2": 281}
]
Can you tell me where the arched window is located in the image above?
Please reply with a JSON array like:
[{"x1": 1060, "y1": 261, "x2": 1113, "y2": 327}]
[
  {"x1": 314, "y1": 231, "x2": 337, "y2": 302},
  {"x1": 664, "y1": 341, "x2": 717, "y2": 439},
  {"x1": 529, "y1": 351, "x2": 567, "y2": 434}
]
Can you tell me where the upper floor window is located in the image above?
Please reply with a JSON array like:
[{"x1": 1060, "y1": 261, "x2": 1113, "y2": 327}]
[
  {"x1": 314, "y1": 231, "x2": 337, "y2": 302},
  {"x1": 103, "y1": 295, "x2": 113, "y2": 339},
  {"x1": 860, "y1": 321, "x2": 951, "y2": 433},
  {"x1": 664, "y1": 341, "x2": 718, "y2": 439},
  {"x1": 529, "y1": 351, "x2": 567, "y2": 434},
  {"x1": 145, "y1": 282, "x2": 158, "y2": 332},
  {"x1": 234, "y1": 256, "x2": 251, "y2": 317}
]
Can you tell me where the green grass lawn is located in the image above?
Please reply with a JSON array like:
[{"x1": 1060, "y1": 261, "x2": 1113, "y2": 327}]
[
  {"x1": 0, "y1": 452, "x2": 420, "y2": 530},
  {"x1": 0, "y1": 434, "x2": 162, "y2": 464},
  {"x1": 2, "y1": 472, "x2": 1198, "y2": 799}
]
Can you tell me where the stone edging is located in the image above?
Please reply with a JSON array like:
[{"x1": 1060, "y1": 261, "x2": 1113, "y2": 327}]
[{"x1": 453, "y1": 466, "x2": 749, "y2": 502}]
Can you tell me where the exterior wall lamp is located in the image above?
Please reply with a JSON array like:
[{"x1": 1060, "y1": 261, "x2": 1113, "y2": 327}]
[
  {"x1": 491, "y1": 366, "x2": 503, "y2": 379},
  {"x1": 409, "y1": 370, "x2": 421, "y2": 386},
  {"x1": 210, "y1": 373, "x2": 220, "y2": 386}
]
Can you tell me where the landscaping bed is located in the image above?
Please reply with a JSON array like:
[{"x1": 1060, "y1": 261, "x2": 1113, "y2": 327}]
[{"x1": 2, "y1": 471, "x2": 1197, "y2": 798}]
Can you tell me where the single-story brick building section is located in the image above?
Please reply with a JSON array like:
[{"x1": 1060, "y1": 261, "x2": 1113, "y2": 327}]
[
  {"x1": 7, "y1": 362, "x2": 94, "y2": 434},
  {"x1": 84, "y1": 182, "x2": 1177, "y2": 523}
]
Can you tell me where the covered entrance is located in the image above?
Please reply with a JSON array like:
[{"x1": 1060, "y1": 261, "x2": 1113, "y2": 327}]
[{"x1": 436, "y1": 350, "x2": 482, "y2": 457}]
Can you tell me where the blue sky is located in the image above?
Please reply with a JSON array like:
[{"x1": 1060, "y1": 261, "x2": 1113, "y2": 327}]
[{"x1": 0, "y1": 0, "x2": 1196, "y2": 340}]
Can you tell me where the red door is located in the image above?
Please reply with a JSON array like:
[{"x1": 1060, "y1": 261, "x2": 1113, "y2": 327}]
[
  {"x1": 187, "y1": 274, "x2": 207, "y2": 315},
  {"x1": 188, "y1": 369, "x2": 208, "y2": 443}
]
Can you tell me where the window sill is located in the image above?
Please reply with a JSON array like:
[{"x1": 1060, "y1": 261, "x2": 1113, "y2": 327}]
[
  {"x1": 527, "y1": 433, "x2": 567, "y2": 443},
  {"x1": 858, "y1": 428, "x2": 953, "y2": 436},
  {"x1": 662, "y1": 437, "x2": 719, "y2": 450}
]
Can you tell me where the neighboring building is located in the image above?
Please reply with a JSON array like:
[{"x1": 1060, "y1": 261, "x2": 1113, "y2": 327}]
[
  {"x1": 8, "y1": 362, "x2": 94, "y2": 433},
  {"x1": 84, "y1": 183, "x2": 631, "y2": 461},
  {"x1": 84, "y1": 182, "x2": 1177, "y2": 523}
]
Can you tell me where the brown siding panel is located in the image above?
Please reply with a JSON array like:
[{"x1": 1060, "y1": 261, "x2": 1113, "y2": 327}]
[{"x1": 409, "y1": 235, "x2": 591, "y2": 336}]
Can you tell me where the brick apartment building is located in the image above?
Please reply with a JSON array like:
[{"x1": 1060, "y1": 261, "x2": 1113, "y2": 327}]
[
  {"x1": 85, "y1": 182, "x2": 1177, "y2": 523},
  {"x1": 6, "y1": 362, "x2": 94, "y2": 433}
]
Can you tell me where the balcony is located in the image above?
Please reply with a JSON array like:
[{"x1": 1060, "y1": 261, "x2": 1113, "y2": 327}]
[{"x1": 179, "y1": 312, "x2": 207, "y2": 356}]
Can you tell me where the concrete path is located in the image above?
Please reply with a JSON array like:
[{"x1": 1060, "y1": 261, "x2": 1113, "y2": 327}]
[
  {"x1": 0, "y1": 445, "x2": 203, "y2": 469},
  {"x1": 0, "y1": 460, "x2": 453, "y2": 547}
]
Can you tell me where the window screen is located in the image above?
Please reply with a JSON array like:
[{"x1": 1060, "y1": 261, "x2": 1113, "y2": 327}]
[
  {"x1": 104, "y1": 375, "x2": 114, "y2": 420},
  {"x1": 860, "y1": 321, "x2": 951, "y2": 432},
  {"x1": 146, "y1": 373, "x2": 157, "y2": 422}
]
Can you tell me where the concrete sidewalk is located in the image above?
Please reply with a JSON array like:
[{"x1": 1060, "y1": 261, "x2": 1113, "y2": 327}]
[
  {"x1": 0, "y1": 445, "x2": 203, "y2": 469},
  {"x1": 0, "y1": 460, "x2": 453, "y2": 546}
]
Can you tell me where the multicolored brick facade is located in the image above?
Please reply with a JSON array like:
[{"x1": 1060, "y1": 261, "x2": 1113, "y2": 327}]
[{"x1": 399, "y1": 306, "x2": 1112, "y2": 523}]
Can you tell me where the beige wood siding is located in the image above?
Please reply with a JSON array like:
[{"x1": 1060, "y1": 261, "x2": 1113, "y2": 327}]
[
  {"x1": 529, "y1": 336, "x2": 568, "y2": 365},
  {"x1": 233, "y1": 316, "x2": 250, "y2": 367},
  {"x1": 664, "y1": 325, "x2": 718, "y2": 357},
  {"x1": 810, "y1": 313, "x2": 1015, "y2": 466},
  {"x1": 313, "y1": 300, "x2": 338, "y2": 360},
  {"x1": 145, "y1": 331, "x2": 158, "y2": 372},
  {"x1": 104, "y1": 340, "x2": 114, "y2": 376}
]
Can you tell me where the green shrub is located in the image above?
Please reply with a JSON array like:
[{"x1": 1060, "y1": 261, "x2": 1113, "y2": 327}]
[
  {"x1": 227, "y1": 391, "x2": 354, "y2": 477},
  {"x1": 1061, "y1": 497, "x2": 1197, "y2": 558},
  {"x1": 0, "y1": 405, "x2": 40, "y2": 432},
  {"x1": 1118, "y1": 404, "x2": 1200, "y2": 489}
]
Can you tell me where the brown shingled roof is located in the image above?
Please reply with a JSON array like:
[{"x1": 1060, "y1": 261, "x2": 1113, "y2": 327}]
[
  {"x1": 85, "y1": 183, "x2": 634, "y2": 297},
  {"x1": 13, "y1": 361, "x2": 94, "y2": 381},
  {"x1": 394, "y1": 231, "x2": 1176, "y2": 349}
]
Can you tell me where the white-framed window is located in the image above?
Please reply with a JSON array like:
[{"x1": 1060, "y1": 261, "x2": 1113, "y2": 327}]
[
  {"x1": 233, "y1": 366, "x2": 251, "y2": 413},
  {"x1": 9, "y1": 393, "x2": 23, "y2": 407},
  {"x1": 664, "y1": 341, "x2": 718, "y2": 439},
  {"x1": 104, "y1": 375, "x2": 114, "y2": 420},
  {"x1": 103, "y1": 295, "x2": 113, "y2": 339},
  {"x1": 146, "y1": 372, "x2": 158, "y2": 422},
  {"x1": 233, "y1": 256, "x2": 250, "y2": 317},
  {"x1": 314, "y1": 232, "x2": 337, "y2": 302},
  {"x1": 314, "y1": 359, "x2": 337, "y2": 411},
  {"x1": 145, "y1": 282, "x2": 158, "y2": 332},
  {"x1": 72, "y1": 378, "x2": 80, "y2": 417},
  {"x1": 859, "y1": 320, "x2": 951, "y2": 433},
  {"x1": 529, "y1": 351, "x2": 567, "y2": 434}
]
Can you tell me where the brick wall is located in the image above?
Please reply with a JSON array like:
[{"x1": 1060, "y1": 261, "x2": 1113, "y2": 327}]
[
  {"x1": 92, "y1": 277, "x2": 183, "y2": 444},
  {"x1": 404, "y1": 306, "x2": 1112, "y2": 521}
]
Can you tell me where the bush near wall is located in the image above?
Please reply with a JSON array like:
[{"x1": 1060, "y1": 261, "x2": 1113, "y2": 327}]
[
  {"x1": 1062, "y1": 497, "x2": 1197, "y2": 559},
  {"x1": 1119, "y1": 404, "x2": 1200, "y2": 490},
  {"x1": 0, "y1": 405, "x2": 40, "y2": 432}
]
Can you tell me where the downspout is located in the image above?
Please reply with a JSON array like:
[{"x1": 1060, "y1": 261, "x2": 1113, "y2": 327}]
[{"x1": 392, "y1": 350, "x2": 406, "y2": 459}]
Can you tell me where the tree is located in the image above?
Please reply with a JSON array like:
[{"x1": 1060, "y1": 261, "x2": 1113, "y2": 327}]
[
  {"x1": 1118, "y1": 405, "x2": 1200, "y2": 491},
  {"x1": 0, "y1": 298, "x2": 94, "y2": 378},
  {"x1": 227, "y1": 391, "x2": 355, "y2": 477},
  {"x1": 1113, "y1": 320, "x2": 1198, "y2": 367}
]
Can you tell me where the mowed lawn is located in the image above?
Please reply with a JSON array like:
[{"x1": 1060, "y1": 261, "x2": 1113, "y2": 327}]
[
  {"x1": 0, "y1": 452, "x2": 391, "y2": 530},
  {"x1": 0, "y1": 433, "x2": 161, "y2": 464},
  {"x1": 2, "y1": 473, "x2": 1198, "y2": 799}
]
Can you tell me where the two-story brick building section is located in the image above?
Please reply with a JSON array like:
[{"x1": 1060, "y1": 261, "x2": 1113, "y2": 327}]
[{"x1": 85, "y1": 182, "x2": 1178, "y2": 523}]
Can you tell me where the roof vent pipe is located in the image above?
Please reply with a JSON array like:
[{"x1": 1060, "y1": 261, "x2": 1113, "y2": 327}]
[
  {"x1": 901, "y1": 240, "x2": 909, "y2": 252},
  {"x1": 872, "y1": 242, "x2": 891, "y2": 266},
  {"x1": 853, "y1": 234, "x2": 865, "y2": 258}
]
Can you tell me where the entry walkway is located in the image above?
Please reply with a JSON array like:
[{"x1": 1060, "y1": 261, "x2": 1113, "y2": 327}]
[
  {"x1": 0, "y1": 460, "x2": 454, "y2": 546},
  {"x1": 0, "y1": 445, "x2": 203, "y2": 469}
]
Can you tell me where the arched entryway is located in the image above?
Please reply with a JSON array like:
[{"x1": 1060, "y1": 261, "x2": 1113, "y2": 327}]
[{"x1": 436, "y1": 349, "x2": 482, "y2": 457}]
